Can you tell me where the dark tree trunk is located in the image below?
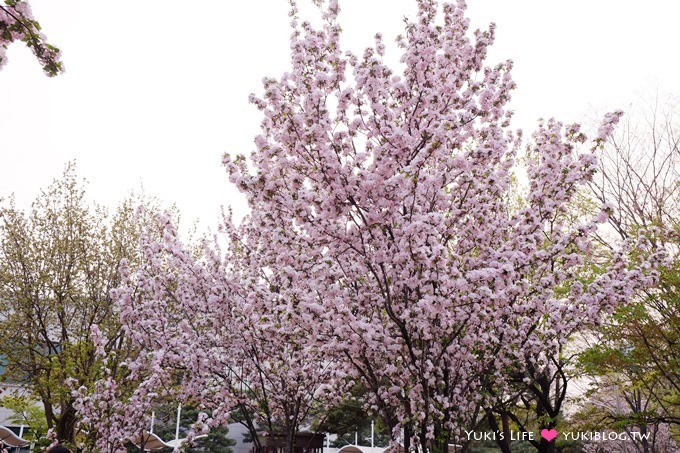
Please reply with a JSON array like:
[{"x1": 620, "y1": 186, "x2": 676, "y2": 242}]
[
  {"x1": 486, "y1": 409, "x2": 511, "y2": 453},
  {"x1": 403, "y1": 424, "x2": 412, "y2": 453},
  {"x1": 56, "y1": 402, "x2": 77, "y2": 444},
  {"x1": 537, "y1": 437, "x2": 556, "y2": 453}
]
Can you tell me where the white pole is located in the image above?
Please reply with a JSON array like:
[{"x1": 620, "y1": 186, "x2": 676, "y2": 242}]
[
  {"x1": 150, "y1": 411, "x2": 155, "y2": 433},
  {"x1": 371, "y1": 420, "x2": 374, "y2": 448},
  {"x1": 175, "y1": 403, "x2": 182, "y2": 440},
  {"x1": 355, "y1": 430, "x2": 358, "y2": 445},
  {"x1": 18, "y1": 424, "x2": 24, "y2": 438}
]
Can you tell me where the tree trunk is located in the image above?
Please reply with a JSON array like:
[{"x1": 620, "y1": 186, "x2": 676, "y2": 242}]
[
  {"x1": 486, "y1": 409, "x2": 511, "y2": 453},
  {"x1": 639, "y1": 424, "x2": 649, "y2": 453},
  {"x1": 56, "y1": 402, "x2": 77, "y2": 444},
  {"x1": 43, "y1": 400, "x2": 55, "y2": 430},
  {"x1": 403, "y1": 424, "x2": 412, "y2": 453},
  {"x1": 286, "y1": 427, "x2": 296, "y2": 453},
  {"x1": 431, "y1": 423, "x2": 451, "y2": 453},
  {"x1": 537, "y1": 438, "x2": 556, "y2": 453}
]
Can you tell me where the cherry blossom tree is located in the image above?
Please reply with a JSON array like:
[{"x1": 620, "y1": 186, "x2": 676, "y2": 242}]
[
  {"x1": 77, "y1": 214, "x2": 343, "y2": 452},
  {"x1": 81, "y1": 1, "x2": 661, "y2": 452},
  {"x1": 223, "y1": 0, "x2": 660, "y2": 451},
  {"x1": 0, "y1": 0, "x2": 62, "y2": 75}
]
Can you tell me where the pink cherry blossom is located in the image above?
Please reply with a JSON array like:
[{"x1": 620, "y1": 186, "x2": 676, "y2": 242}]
[{"x1": 0, "y1": 1, "x2": 63, "y2": 75}]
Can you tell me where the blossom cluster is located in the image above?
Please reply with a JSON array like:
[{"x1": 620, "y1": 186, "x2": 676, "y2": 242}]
[{"x1": 0, "y1": 0, "x2": 62, "y2": 75}]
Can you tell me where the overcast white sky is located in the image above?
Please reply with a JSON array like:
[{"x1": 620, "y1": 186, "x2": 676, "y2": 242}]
[{"x1": 1, "y1": 0, "x2": 679, "y2": 231}]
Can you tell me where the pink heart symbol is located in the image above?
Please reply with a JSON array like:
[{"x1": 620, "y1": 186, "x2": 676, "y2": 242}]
[{"x1": 540, "y1": 428, "x2": 558, "y2": 442}]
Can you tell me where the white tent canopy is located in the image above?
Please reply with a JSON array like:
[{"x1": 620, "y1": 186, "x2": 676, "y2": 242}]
[
  {"x1": 130, "y1": 430, "x2": 207, "y2": 452},
  {"x1": 0, "y1": 426, "x2": 29, "y2": 448},
  {"x1": 337, "y1": 446, "x2": 388, "y2": 453}
]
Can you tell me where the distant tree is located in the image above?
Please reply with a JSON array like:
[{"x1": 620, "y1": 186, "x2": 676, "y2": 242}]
[
  {"x1": 314, "y1": 384, "x2": 390, "y2": 447},
  {"x1": 0, "y1": 163, "x2": 165, "y2": 446},
  {"x1": 577, "y1": 98, "x2": 680, "y2": 448},
  {"x1": 149, "y1": 404, "x2": 236, "y2": 453},
  {"x1": 0, "y1": 0, "x2": 62, "y2": 75}
]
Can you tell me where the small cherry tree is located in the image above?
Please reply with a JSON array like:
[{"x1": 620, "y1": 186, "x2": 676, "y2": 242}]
[
  {"x1": 224, "y1": 0, "x2": 659, "y2": 451},
  {"x1": 77, "y1": 214, "x2": 342, "y2": 452}
]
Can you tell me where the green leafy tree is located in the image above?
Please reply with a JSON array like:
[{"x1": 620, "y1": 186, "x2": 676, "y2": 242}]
[
  {"x1": 314, "y1": 384, "x2": 390, "y2": 447},
  {"x1": 0, "y1": 393, "x2": 48, "y2": 440},
  {"x1": 0, "y1": 162, "x2": 166, "y2": 446}
]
